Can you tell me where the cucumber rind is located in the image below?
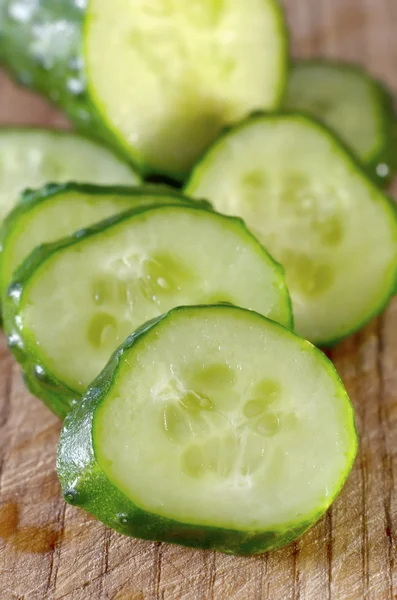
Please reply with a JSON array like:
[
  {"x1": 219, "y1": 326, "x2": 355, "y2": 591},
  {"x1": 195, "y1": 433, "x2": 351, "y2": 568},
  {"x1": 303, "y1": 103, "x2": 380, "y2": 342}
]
[
  {"x1": 185, "y1": 111, "x2": 397, "y2": 346},
  {"x1": 284, "y1": 60, "x2": 397, "y2": 185},
  {"x1": 4, "y1": 198, "x2": 291, "y2": 417},
  {"x1": 57, "y1": 304, "x2": 357, "y2": 555},
  {"x1": 83, "y1": 0, "x2": 289, "y2": 179}
]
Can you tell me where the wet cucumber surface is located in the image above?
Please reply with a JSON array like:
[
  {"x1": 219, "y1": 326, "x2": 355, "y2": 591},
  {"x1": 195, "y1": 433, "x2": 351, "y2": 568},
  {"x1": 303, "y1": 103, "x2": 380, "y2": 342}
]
[
  {"x1": 284, "y1": 61, "x2": 397, "y2": 184},
  {"x1": 4, "y1": 204, "x2": 292, "y2": 417},
  {"x1": 57, "y1": 305, "x2": 357, "y2": 555},
  {"x1": 0, "y1": 129, "x2": 140, "y2": 223},
  {"x1": 186, "y1": 113, "x2": 397, "y2": 346},
  {"x1": 0, "y1": 183, "x2": 205, "y2": 301}
]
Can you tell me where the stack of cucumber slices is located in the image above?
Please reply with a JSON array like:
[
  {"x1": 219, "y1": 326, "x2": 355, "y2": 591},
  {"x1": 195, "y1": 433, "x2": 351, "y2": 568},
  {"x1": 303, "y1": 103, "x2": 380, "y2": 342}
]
[{"x1": 0, "y1": 0, "x2": 396, "y2": 555}]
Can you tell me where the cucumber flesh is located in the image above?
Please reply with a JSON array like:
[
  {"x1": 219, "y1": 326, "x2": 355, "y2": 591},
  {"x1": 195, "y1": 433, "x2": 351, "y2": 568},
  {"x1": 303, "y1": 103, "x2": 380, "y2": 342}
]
[
  {"x1": 186, "y1": 113, "x2": 397, "y2": 345},
  {"x1": 284, "y1": 61, "x2": 397, "y2": 183},
  {"x1": 85, "y1": 0, "x2": 287, "y2": 179},
  {"x1": 5, "y1": 204, "x2": 292, "y2": 415},
  {"x1": 0, "y1": 183, "x2": 201, "y2": 301},
  {"x1": 58, "y1": 305, "x2": 357, "y2": 555},
  {"x1": 0, "y1": 129, "x2": 140, "y2": 222}
]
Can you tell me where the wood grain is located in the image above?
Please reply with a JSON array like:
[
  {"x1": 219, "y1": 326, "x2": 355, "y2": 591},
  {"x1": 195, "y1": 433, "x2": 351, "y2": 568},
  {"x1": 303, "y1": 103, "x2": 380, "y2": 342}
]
[{"x1": 0, "y1": 1, "x2": 397, "y2": 598}]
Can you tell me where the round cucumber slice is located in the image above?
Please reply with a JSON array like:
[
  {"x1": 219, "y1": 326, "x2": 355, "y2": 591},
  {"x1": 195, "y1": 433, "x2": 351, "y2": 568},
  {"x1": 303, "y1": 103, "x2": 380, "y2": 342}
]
[
  {"x1": 0, "y1": 183, "x2": 209, "y2": 301},
  {"x1": 284, "y1": 61, "x2": 397, "y2": 184},
  {"x1": 186, "y1": 113, "x2": 397, "y2": 346},
  {"x1": 57, "y1": 304, "x2": 357, "y2": 555},
  {"x1": 0, "y1": 129, "x2": 140, "y2": 223},
  {"x1": 4, "y1": 204, "x2": 292, "y2": 417},
  {"x1": 84, "y1": 0, "x2": 287, "y2": 179}
]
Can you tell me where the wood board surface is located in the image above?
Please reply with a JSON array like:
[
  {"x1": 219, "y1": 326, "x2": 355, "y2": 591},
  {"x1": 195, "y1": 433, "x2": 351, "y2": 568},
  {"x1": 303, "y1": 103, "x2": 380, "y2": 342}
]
[{"x1": 0, "y1": 0, "x2": 397, "y2": 598}]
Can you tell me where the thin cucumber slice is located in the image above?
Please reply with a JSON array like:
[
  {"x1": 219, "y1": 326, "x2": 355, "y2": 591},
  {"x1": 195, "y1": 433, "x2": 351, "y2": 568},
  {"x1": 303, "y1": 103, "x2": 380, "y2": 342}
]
[
  {"x1": 284, "y1": 61, "x2": 397, "y2": 184},
  {"x1": 186, "y1": 113, "x2": 397, "y2": 346},
  {"x1": 4, "y1": 204, "x2": 292, "y2": 418},
  {"x1": 57, "y1": 305, "x2": 357, "y2": 555},
  {"x1": 0, "y1": 129, "x2": 140, "y2": 223},
  {"x1": 0, "y1": 183, "x2": 208, "y2": 302},
  {"x1": 84, "y1": 0, "x2": 288, "y2": 179}
]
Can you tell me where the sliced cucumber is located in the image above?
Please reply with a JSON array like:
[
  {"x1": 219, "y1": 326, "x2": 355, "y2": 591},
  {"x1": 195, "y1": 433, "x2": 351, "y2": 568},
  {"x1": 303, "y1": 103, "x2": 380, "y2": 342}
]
[
  {"x1": 84, "y1": 0, "x2": 287, "y2": 179},
  {"x1": 4, "y1": 204, "x2": 292, "y2": 417},
  {"x1": 57, "y1": 304, "x2": 357, "y2": 555},
  {"x1": 186, "y1": 113, "x2": 397, "y2": 345},
  {"x1": 0, "y1": 183, "x2": 208, "y2": 302},
  {"x1": 284, "y1": 61, "x2": 397, "y2": 184},
  {"x1": 0, "y1": 129, "x2": 140, "y2": 223}
]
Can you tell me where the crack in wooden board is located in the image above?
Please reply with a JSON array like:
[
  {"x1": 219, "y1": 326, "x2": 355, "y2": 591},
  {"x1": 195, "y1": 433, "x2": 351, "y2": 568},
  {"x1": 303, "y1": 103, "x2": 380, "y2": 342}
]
[{"x1": 0, "y1": 0, "x2": 397, "y2": 598}]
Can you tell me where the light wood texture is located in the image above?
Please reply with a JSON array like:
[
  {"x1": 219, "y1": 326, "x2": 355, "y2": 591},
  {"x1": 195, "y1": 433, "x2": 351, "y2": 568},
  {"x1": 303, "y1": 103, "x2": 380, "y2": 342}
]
[{"x1": 0, "y1": 1, "x2": 397, "y2": 598}]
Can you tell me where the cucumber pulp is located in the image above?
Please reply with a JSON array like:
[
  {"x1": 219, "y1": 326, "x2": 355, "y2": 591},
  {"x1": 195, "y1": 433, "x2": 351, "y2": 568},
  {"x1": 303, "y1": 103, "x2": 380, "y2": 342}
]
[
  {"x1": 284, "y1": 61, "x2": 397, "y2": 184},
  {"x1": 0, "y1": 129, "x2": 140, "y2": 222},
  {"x1": 5, "y1": 204, "x2": 292, "y2": 415},
  {"x1": 186, "y1": 113, "x2": 397, "y2": 346},
  {"x1": 0, "y1": 183, "x2": 204, "y2": 300},
  {"x1": 85, "y1": 0, "x2": 287, "y2": 179},
  {"x1": 58, "y1": 305, "x2": 357, "y2": 555}
]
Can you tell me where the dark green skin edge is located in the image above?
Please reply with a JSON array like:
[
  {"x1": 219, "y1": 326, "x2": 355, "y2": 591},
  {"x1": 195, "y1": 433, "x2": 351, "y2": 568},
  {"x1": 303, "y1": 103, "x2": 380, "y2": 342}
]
[
  {"x1": 185, "y1": 110, "x2": 397, "y2": 345},
  {"x1": 3, "y1": 189, "x2": 214, "y2": 418},
  {"x1": 0, "y1": 0, "x2": 125, "y2": 164},
  {"x1": 57, "y1": 304, "x2": 357, "y2": 556},
  {"x1": 284, "y1": 60, "x2": 397, "y2": 186}
]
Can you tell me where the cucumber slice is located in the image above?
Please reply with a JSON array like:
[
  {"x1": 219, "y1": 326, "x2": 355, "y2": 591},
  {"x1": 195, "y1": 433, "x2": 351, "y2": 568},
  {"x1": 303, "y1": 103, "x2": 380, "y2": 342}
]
[
  {"x1": 0, "y1": 183, "x2": 207, "y2": 302},
  {"x1": 186, "y1": 113, "x2": 397, "y2": 346},
  {"x1": 84, "y1": 0, "x2": 287, "y2": 179},
  {"x1": 4, "y1": 204, "x2": 292, "y2": 417},
  {"x1": 57, "y1": 305, "x2": 357, "y2": 555},
  {"x1": 0, "y1": 129, "x2": 140, "y2": 223},
  {"x1": 284, "y1": 61, "x2": 397, "y2": 184}
]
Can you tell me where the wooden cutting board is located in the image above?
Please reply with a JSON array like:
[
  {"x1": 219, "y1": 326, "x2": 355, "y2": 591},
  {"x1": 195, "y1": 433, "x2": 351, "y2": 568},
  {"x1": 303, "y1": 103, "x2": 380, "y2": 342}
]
[{"x1": 0, "y1": 1, "x2": 396, "y2": 598}]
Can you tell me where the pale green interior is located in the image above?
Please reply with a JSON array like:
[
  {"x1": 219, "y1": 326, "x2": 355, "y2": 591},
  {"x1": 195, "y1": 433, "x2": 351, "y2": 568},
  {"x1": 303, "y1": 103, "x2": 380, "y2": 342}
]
[
  {"x1": 0, "y1": 130, "x2": 139, "y2": 223},
  {"x1": 94, "y1": 307, "x2": 356, "y2": 530},
  {"x1": 284, "y1": 63, "x2": 384, "y2": 162},
  {"x1": 22, "y1": 206, "x2": 291, "y2": 390},
  {"x1": 1, "y1": 191, "x2": 189, "y2": 297},
  {"x1": 85, "y1": 0, "x2": 285, "y2": 178},
  {"x1": 186, "y1": 116, "x2": 397, "y2": 343}
]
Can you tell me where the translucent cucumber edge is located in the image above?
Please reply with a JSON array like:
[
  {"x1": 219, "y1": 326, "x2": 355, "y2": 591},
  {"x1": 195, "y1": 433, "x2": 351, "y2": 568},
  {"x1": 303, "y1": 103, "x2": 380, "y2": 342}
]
[
  {"x1": 2, "y1": 188, "x2": 214, "y2": 417},
  {"x1": 83, "y1": 0, "x2": 290, "y2": 180},
  {"x1": 56, "y1": 304, "x2": 357, "y2": 556},
  {"x1": 285, "y1": 60, "x2": 397, "y2": 186},
  {"x1": 3, "y1": 197, "x2": 292, "y2": 418},
  {"x1": 185, "y1": 111, "x2": 397, "y2": 346}
]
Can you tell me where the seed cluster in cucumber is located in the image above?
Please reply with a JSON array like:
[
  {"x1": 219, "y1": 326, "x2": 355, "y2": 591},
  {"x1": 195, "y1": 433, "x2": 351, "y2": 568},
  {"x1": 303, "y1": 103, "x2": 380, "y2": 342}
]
[{"x1": 4, "y1": 0, "x2": 397, "y2": 557}]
